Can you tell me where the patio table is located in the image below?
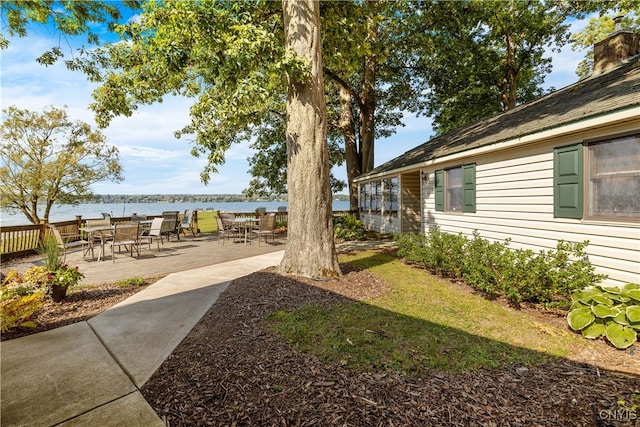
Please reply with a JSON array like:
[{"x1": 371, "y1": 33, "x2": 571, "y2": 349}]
[
  {"x1": 233, "y1": 218, "x2": 259, "y2": 245},
  {"x1": 80, "y1": 225, "x2": 114, "y2": 262}
]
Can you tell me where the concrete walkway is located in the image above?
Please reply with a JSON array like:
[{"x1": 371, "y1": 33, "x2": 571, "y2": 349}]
[{"x1": 1, "y1": 251, "x2": 285, "y2": 426}]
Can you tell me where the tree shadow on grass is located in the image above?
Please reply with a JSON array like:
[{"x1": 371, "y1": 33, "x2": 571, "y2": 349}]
[{"x1": 141, "y1": 268, "x2": 640, "y2": 426}]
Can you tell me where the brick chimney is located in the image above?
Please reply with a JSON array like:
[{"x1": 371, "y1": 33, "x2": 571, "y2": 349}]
[{"x1": 593, "y1": 16, "x2": 640, "y2": 74}]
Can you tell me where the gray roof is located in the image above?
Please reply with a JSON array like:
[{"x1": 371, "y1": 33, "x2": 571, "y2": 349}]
[{"x1": 358, "y1": 57, "x2": 640, "y2": 180}]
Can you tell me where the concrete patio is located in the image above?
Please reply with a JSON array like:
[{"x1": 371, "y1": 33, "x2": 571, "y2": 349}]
[{"x1": 3, "y1": 230, "x2": 288, "y2": 285}]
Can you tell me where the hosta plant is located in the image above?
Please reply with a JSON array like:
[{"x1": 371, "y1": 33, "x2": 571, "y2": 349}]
[{"x1": 567, "y1": 283, "x2": 640, "y2": 349}]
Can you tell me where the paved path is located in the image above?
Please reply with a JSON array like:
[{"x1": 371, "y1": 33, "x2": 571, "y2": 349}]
[
  {"x1": 1, "y1": 251, "x2": 285, "y2": 426},
  {"x1": 1, "y1": 233, "x2": 396, "y2": 426}
]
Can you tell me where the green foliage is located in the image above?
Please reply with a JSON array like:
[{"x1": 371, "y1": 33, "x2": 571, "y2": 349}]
[
  {"x1": 567, "y1": 283, "x2": 640, "y2": 349},
  {"x1": 1, "y1": 269, "x2": 46, "y2": 332},
  {"x1": 403, "y1": 1, "x2": 610, "y2": 134},
  {"x1": 333, "y1": 214, "x2": 364, "y2": 241},
  {"x1": 571, "y1": 7, "x2": 640, "y2": 79},
  {"x1": 50, "y1": 264, "x2": 84, "y2": 289},
  {"x1": 0, "y1": 106, "x2": 123, "y2": 224},
  {"x1": 116, "y1": 277, "x2": 146, "y2": 288},
  {"x1": 0, "y1": 293, "x2": 45, "y2": 332},
  {"x1": 21, "y1": 266, "x2": 50, "y2": 286},
  {"x1": 269, "y1": 250, "x2": 587, "y2": 376},
  {"x1": 395, "y1": 229, "x2": 606, "y2": 305},
  {"x1": 39, "y1": 235, "x2": 61, "y2": 271},
  {"x1": 0, "y1": 0, "x2": 142, "y2": 64}
]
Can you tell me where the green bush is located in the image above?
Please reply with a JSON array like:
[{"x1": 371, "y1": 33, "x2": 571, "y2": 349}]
[
  {"x1": 333, "y1": 214, "x2": 365, "y2": 241},
  {"x1": 395, "y1": 228, "x2": 607, "y2": 305},
  {"x1": 1, "y1": 269, "x2": 46, "y2": 332},
  {"x1": 567, "y1": 283, "x2": 640, "y2": 349}
]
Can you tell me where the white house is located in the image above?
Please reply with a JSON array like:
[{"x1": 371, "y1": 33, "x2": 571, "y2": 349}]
[{"x1": 354, "y1": 31, "x2": 640, "y2": 286}]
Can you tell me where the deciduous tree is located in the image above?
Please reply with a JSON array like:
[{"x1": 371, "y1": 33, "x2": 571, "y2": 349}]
[
  {"x1": 278, "y1": 0, "x2": 341, "y2": 277},
  {"x1": 0, "y1": 106, "x2": 123, "y2": 224}
]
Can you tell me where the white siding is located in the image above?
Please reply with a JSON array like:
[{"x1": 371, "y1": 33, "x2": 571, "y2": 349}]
[
  {"x1": 420, "y1": 140, "x2": 640, "y2": 287},
  {"x1": 360, "y1": 213, "x2": 401, "y2": 234}
]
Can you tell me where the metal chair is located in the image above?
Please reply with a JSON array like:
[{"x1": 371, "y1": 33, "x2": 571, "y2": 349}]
[
  {"x1": 179, "y1": 209, "x2": 197, "y2": 237},
  {"x1": 215, "y1": 215, "x2": 237, "y2": 244},
  {"x1": 160, "y1": 211, "x2": 180, "y2": 241},
  {"x1": 47, "y1": 224, "x2": 92, "y2": 263},
  {"x1": 109, "y1": 222, "x2": 141, "y2": 262},
  {"x1": 139, "y1": 217, "x2": 165, "y2": 250},
  {"x1": 251, "y1": 212, "x2": 276, "y2": 246}
]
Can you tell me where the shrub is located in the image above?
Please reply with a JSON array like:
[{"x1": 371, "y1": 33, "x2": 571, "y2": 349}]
[
  {"x1": 395, "y1": 229, "x2": 606, "y2": 305},
  {"x1": 567, "y1": 283, "x2": 640, "y2": 349},
  {"x1": 39, "y1": 235, "x2": 61, "y2": 271},
  {"x1": 333, "y1": 214, "x2": 365, "y2": 241},
  {"x1": 1, "y1": 269, "x2": 46, "y2": 332}
]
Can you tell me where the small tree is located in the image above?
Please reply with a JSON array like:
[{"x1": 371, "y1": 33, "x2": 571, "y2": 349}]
[{"x1": 0, "y1": 106, "x2": 123, "y2": 224}]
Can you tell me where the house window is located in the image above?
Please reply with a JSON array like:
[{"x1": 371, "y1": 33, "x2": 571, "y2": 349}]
[
  {"x1": 586, "y1": 135, "x2": 640, "y2": 220},
  {"x1": 435, "y1": 164, "x2": 476, "y2": 213},
  {"x1": 360, "y1": 182, "x2": 371, "y2": 212},
  {"x1": 374, "y1": 181, "x2": 382, "y2": 213},
  {"x1": 383, "y1": 176, "x2": 399, "y2": 216},
  {"x1": 359, "y1": 177, "x2": 399, "y2": 216},
  {"x1": 446, "y1": 167, "x2": 463, "y2": 211}
]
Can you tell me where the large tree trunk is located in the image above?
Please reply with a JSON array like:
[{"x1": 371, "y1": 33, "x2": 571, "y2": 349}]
[
  {"x1": 278, "y1": 0, "x2": 341, "y2": 279},
  {"x1": 359, "y1": 3, "x2": 378, "y2": 174},
  {"x1": 338, "y1": 86, "x2": 360, "y2": 212}
]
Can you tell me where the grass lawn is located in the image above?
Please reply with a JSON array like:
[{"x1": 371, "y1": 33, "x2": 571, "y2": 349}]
[
  {"x1": 195, "y1": 210, "x2": 218, "y2": 233},
  {"x1": 270, "y1": 250, "x2": 594, "y2": 376}
]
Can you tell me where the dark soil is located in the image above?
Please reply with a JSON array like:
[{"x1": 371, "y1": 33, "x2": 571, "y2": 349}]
[{"x1": 140, "y1": 264, "x2": 640, "y2": 427}]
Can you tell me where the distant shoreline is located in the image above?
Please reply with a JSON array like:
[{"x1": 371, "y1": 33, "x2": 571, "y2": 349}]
[
  {"x1": 87, "y1": 194, "x2": 350, "y2": 204},
  {"x1": 0, "y1": 199, "x2": 352, "y2": 227}
]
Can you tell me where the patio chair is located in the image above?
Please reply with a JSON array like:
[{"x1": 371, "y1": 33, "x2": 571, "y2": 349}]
[
  {"x1": 47, "y1": 224, "x2": 92, "y2": 263},
  {"x1": 131, "y1": 213, "x2": 147, "y2": 222},
  {"x1": 139, "y1": 217, "x2": 165, "y2": 250},
  {"x1": 251, "y1": 212, "x2": 276, "y2": 246},
  {"x1": 215, "y1": 215, "x2": 237, "y2": 244},
  {"x1": 109, "y1": 222, "x2": 141, "y2": 262},
  {"x1": 179, "y1": 209, "x2": 197, "y2": 237},
  {"x1": 161, "y1": 211, "x2": 180, "y2": 241}
]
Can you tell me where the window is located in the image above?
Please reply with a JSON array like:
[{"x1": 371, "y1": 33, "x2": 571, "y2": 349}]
[
  {"x1": 383, "y1": 177, "x2": 399, "y2": 216},
  {"x1": 360, "y1": 182, "x2": 371, "y2": 212},
  {"x1": 435, "y1": 164, "x2": 476, "y2": 213},
  {"x1": 359, "y1": 176, "x2": 399, "y2": 216},
  {"x1": 587, "y1": 135, "x2": 640, "y2": 219},
  {"x1": 554, "y1": 134, "x2": 639, "y2": 221},
  {"x1": 446, "y1": 167, "x2": 463, "y2": 211},
  {"x1": 374, "y1": 181, "x2": 383, "y2": 212}
]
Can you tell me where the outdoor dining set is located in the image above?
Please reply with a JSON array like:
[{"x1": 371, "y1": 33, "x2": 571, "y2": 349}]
[
  {"x1": 216, "y1": 212, "x2": 277, "y2": 246},
  {"x1": 48, "y1": 209, "x2": 278, "y2": 263}
]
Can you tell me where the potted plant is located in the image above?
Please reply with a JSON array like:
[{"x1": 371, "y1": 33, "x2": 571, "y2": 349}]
[
  {"x1": 39, "y1": 234, "x2": 84, "y2": 302},
  {"x1": 47, "y1": 264, "x2": 84, "y2": 302}
]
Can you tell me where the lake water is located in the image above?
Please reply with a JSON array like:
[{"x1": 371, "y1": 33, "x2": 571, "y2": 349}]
[{"x1": 0, "y1": 200, "x2": 351, "y2": 227}]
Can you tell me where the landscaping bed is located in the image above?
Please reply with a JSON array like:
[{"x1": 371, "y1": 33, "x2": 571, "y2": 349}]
[
  {"x1": 1, "y1": 281, "x2": 151, "y2": 341},
  {"x1": 141, "y1": 257, "x2": 639, "y2": 426}
]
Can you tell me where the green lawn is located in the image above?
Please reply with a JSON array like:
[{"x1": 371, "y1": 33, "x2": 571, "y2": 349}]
[
  {"x1": 195, "y1": 210, "x2": 218, "y2": 233},
  {"x1": 269, "y1": 250, "x2": 593, "y2": 376}
]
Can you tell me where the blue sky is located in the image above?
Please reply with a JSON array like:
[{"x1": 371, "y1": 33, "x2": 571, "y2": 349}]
[{"x1": 1, "y1": 14, "x2": 592, "y2": 195}]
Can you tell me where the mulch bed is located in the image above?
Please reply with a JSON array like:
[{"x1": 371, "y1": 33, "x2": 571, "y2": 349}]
[
  {"x1": 1, "y1": 283, "x2": 150, "y2": 341},
  {"x1": 141, "y1": 265, "x2": 640, "y2": 426}
]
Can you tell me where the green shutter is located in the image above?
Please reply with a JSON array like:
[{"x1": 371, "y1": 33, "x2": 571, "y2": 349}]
[
  {"x1": 434, "y1": 169, "x2": 444, "y2": 211},
  {"x1": 462, "y1": 163, "x2": 476, "y2": 213},
  {"x1": 554, "y1": 144, "x2": 583, "y2": 219}
]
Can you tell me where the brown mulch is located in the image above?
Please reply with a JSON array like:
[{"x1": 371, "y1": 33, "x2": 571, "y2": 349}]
[
  {"x1": 0, "y1": 281, "x2": 152, "y2": 341},
  {"x1": 140, "y1": 265, "x2": 640, "y2": 427}
]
